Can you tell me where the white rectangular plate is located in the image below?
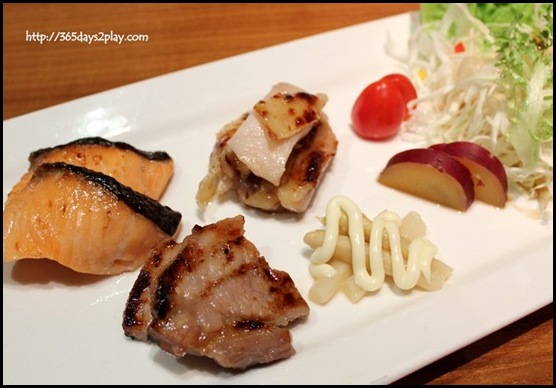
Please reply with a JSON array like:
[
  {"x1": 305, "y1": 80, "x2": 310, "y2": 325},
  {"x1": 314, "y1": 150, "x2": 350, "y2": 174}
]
[{"x1": 3, "y1": 12, "x2": 553, "y2": 384}]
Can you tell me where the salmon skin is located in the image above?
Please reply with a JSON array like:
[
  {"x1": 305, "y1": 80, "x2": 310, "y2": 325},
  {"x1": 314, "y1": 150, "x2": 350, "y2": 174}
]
[
  {"x1": 3, "y1": 162, "x2": 182, "y2": 275},
  {"x1": 10, "y1": 137, "x2": 174, "y2": 200}
]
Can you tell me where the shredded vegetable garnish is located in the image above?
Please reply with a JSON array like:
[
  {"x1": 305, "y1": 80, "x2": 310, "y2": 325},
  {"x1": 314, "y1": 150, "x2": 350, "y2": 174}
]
[{"x1": 387, "y1": 3, "x2": 553, "y2": 219}]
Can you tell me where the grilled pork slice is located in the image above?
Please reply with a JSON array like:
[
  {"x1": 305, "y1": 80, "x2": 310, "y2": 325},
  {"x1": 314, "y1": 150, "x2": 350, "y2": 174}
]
[
  {"x1": 123, "y1": 215, "x2": 310, "y2": 369},
  {"x1": 9, "y1": 137, "x2": 173, "y2": 200},
  {"x1": 196, "y1": 115, "x2": 338, "y2": 213},
  {"x1": 3, "y1": 162, "x2": 181, "y2": 275}
]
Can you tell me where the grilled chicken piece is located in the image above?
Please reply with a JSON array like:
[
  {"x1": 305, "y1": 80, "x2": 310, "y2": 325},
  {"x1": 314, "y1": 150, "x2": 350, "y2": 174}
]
[
  {"x1": 3, "y1": 162, "x2": 181, "y2": 275},
  {"x1": 122, "y1": 215, "x2": 310, "y2": 369},
  {"x1": 196, "y1": 83, "x2": 338, "y2": 214},
  {"x1": 9, "y1": 137, "x2": 173, "y2": 200},
  {"x1": 248, "y1": 117, "x2": 338, "y2": 213},
  {"x1": 196, "y1": 115, "x2": 338, "y2": 213}
]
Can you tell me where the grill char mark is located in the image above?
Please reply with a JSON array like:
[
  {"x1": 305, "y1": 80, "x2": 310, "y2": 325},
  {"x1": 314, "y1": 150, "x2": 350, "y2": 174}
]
[
  {"x1": 122, "y1": 239, "x2": 179, "y2": 340},
  {"x1": 123, "y1": 269, "x2": 151, "y2": 330},
  {"x1": 304, "y1": 151, "x2": 325, "y2": 183}
]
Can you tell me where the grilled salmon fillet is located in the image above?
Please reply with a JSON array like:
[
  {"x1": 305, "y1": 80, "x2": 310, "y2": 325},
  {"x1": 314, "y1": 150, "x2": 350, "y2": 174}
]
[
  {"x1": 9, "y1": 137, "x2": 173, "y2": 200},
  {"x1": 123, "y1": 215, "x2": 309, "y2": 369},
  {"x1": 3, "y1": 162, "x2": 181, "y2": 275}
]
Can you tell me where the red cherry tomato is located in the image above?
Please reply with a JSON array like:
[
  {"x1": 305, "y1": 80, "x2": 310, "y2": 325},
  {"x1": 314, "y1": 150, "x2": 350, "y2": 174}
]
[
  {"x1": 379, "y1": 73, "x2": 417, "y2": 119},
  {"x1": 351, "y1": 79, "x2": 406, "y2": 140},
  {"x1": 454, "y1": 41, "x2": 465, "y2": 53}
]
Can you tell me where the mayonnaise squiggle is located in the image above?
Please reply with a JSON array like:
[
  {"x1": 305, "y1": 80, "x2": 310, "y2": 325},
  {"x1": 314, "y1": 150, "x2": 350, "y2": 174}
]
[{"x1": 310, "y1": 195, "x2": 437, "y2": 291}]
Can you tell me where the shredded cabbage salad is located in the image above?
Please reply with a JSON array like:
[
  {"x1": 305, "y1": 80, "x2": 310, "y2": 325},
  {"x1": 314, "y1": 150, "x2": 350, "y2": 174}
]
[{"x1": 387, "y1": 3, "x2": 553, "y2": 218}]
